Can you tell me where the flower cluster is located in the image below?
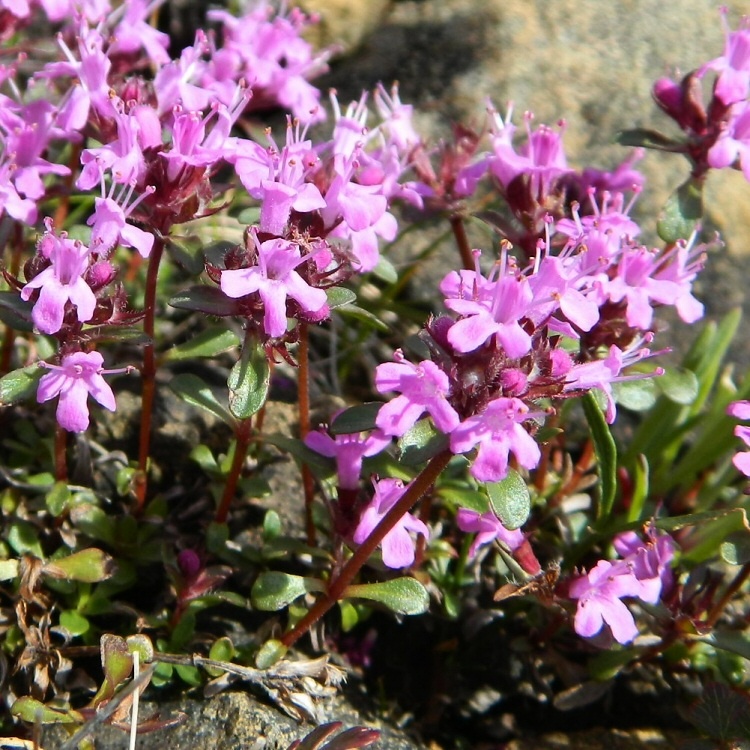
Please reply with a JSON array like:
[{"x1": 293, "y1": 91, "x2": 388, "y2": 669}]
[{"x1": 569, "y1": 528, "x2": 676, "y2": 644}]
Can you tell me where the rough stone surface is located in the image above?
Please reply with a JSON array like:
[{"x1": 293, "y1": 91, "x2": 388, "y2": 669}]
[
  {"x1": 300, "y1": 0, "x2": 393, "y2": 54},
  {"x1": 41, "y1": 690, "x2": 425, "y2": 750},
  {"x1": 505, "y1": 728, "x2": 691, "y2": 750},
  {"x1": 316, "y1": 0, "x2": 750, "y2": 365}
]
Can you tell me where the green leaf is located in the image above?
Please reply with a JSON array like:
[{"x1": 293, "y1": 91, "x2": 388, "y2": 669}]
[
  {"x1": 486, "y1": 469, "x2": 531, "y2": 530},
  {"x1": 581, "y1": 392, "x2": 617, "y2": 525},
  {"x1": 721, "y1": 532, "x2": 750, "y2": 565},
  {"x1": 657, "y1": 366, "x2": 699, "y2": 405},
  {"x1": 703, "y1": 631, "x2": 750, "y2": 662},
  {"x1": 344, "y1": 577, "x2": 430, "y2": 615},
  {"x1": 127, "y1": 634, "x2": 155, "y2": 663},
  {"x1": 175, "y1": 663, "x2": 203, "y2": 686},
  {"x1": 170, "y1": 372, "x2": 233, "y2": 425},
  {"x1": 338, "y1": 600, "x2": 361, "y2": 632},
  {"x1": 251, "y1": 572, "x2": 325, "y2": 611},
  {"x1": 0, "y1": 290, "x2": 34, "y2": 330},
  {"x1": 164, "y1": 325, "x2": 240, "y2": 361},
  {"x1": 397, "y1": 417, "x2": 449, "y2": 466},
  {"x1": 612, "y1": 378, "x2": 657, "y2": 411},
  {"x1": 326, "y1": 287, "x2": 357, "y2": 309},
  {"x1": 657, "y1": 176, "x2": 704, "y2": 244},
  {"x1": 11, "y1": 696, "x2": 81, "y2": 725},
  {"x1": 0, "y1": 364, "x2": 44, "y2": 405},
  {"x1": 165, "y1": 234, "x2": 206, "y2": 275},
  {"x1": 45, "y1": 481, "x2": 71, "y2": 517},
  {"x1": 169, "y1": 285, "x2": 239, "y2": 316},
  {"x1": 587, "y1": 645, "x2": 642, "y2": 681},
  {"x1": 372, "y1": 254, "x2": 399, "y2": 284},
  {"x1": 43, "y1": 548, "x2": 116, "y2": 583},
  {"x1": 227, "y1": 338, "x2": 270, "y2": 420},
  {"x1": 437, "y1": 484, "x2": 489, "y2": 514},
  {"x1": 255, "y1": 639, "x2": 288, "y2": 669},
  {"x1": 262, "y1": 510, "x2": 282, "y2": 541},
  {"x1": 59, "y1": 610, "x2": 90, "y2": 637},
  {"x1": 615, "y1": 128, "x2": 687, "y2": 152},
  {"x1": 264, "y1": 433, "x2": 336, "y2": 476},
  {"x1": 208, "y1": 636, "x2": 236, "y2": 666},
  {"x1": 329, "y1": 402, "x2": 382, "y2": 435},
  {"x1": 7, "y1": 520, "x2": 44, "y2": 557},
  {"x1": 84, "y1": 325, "x2": 151, "y2": 346},
  {"x1": 0, "y1": 558, "x2": 19, "y2": 581},
  {"x1": 688, "y1": 681, "x2": 750, "y2": 741},
  {"x1": 335, "y1": 304, "x2": 389, "y2": 332}
]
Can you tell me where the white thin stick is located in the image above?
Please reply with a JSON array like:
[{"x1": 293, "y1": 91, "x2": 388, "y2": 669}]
[{"x1": 129, "y1": 650, "x2": 140, "y2": 750}]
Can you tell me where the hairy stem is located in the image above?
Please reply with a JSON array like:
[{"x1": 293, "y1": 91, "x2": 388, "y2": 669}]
[
  {"x1": 134, "y1": 235, "x2": 165, "y2": 512},
  {"x1": 298, "y1": 322, "x2": 316, "y2": 546},
  {"x1": 450, "y1": 215, "x2": 475, "y2": 271},
  {"x1": 281, "y1": 449, "x2": 452, "y2": 648}
]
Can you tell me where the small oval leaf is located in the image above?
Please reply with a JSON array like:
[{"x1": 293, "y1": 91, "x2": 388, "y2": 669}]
[
  {"x1": 165, "y1": 325, "x2": 240, "y2": 362},
  {"x1": 329, "y1": 403, "x2": 382, "y2": 435},
  {"x1": 43, "y1": 548, "x2": 116, "y2": 583},
  {"x1": 344, "y1": 577, "x2": 429, "y2": 615},
  {"x1": 255, "y1": 639, "x2": 288, "y2": 669},
  {"x1": 486, "y1": 469, "x2": 531, "y2": 531},
  {"x1": 0, "y1": 364, "x2": 44, "y2": 405},
  {"x1": 251, "y1": 572, "x2": 325, "y2": 611},
  {"x1": 170, "y1": 373, "x2": 234, "y2": 425},
  {"x1": 657, "y1": 176, "x2": 704, "y2": 244},
  {"x1": 227, "y1": 339, "x2": 270, "y2": 420}
]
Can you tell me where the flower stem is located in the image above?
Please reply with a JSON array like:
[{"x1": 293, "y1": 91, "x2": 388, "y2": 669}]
[
  {"x1": 298, "y1": 321, "x2": 316, "y2": 546},
  {"x1": 134, "y1": 235, "x2": 165, "y2": 513},
  {"x1": 215, "y1": 418, "x2": 254, "y2": 524},
  {"x1": 450, "y1": 215, "x2": 475, "y2": 271},
  {"x1": 54, "y1": 424, "x2": 68, "y2": 482},
  {"x1": 280, "y1": 449, "x2": 452, "y2": 648},
  {"x1": 704, "y1": 562, "x2": 750, "y2": 629}
]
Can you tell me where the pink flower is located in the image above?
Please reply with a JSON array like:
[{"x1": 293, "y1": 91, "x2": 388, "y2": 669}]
[
  {"x1": 220, "y1": 235, "x2": 328, "y2": 338},
  {"x1": 569, "y1": 560, "x2": 643, "y2": 644},
  {"x1": 21, "y1": 221, "x2": 96, "y2": 335},
  {"x1": 374, "y1": 352, "x2": 460, "y2": 437},
  {"x1": 456, "y1": 508, "x2": 525, "y2": 558},
  {"x1": 352, "y1": 478, "x2": 429, "y2": 569},
  {"x1": 449, "y1": 397, "x2": 542, "y2": 482},
  {"x1": 728, "y1": 399, "x2": 750, "y2": 476},
  {"x1": 37, "y1": 351, "x2": 122, "y2": 433},
  {"x1": 698, "y1": 9, "x2": 750, "y2": 105},
  {"x1": 708, "y1": 101, "x2": 750, "y2": 181},
  {"x1": 305, "y1": 427, "x2": 390, "y2": 490}
]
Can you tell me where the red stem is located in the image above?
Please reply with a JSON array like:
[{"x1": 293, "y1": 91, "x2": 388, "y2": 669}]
[
  {"x1": 134, "y1": 235, "x2": 165, "y2": 513},
  {"x1": 297, "y1": 322, "x2": 316, "y2": 546},
  {"x1": 54, "y1": 424, "x2": 68, "y2": 482},
  {"x1": 450, "y1": 215, "x2": 475, "y2": 271},
  {"x1": 215, "y1": 418, "x2": 254, "y2": 524},
  {"x1": 281, "y1": 449, "x2": 452, "y2": 648}
]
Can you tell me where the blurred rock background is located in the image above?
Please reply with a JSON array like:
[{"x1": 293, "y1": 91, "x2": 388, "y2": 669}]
[{"x1": 309, "y1": 0, "x2": 750, "y2": 365}]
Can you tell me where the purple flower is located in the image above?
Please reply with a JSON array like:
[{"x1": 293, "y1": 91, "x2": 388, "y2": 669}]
[
  {"x1": 444, "y1": 269, "x2": 533, "y2": 357},
  {"x1": 489, "y1": 112, "x2": 572, "y2": 198},
  {"x1": 374, "y1": 351, "x2": 460, "y2": 437},
  {"x1": 220, "y1": 235, "x2": 328, "y2": 338},
  {"x1": 698, "y1": 9, "x2": 750, "y2": 105},
  {"x1": 88, "y1": 184, "x2": 156, "y2": 258},
  {"x1": 613, "y1": 528, "x2": 676, "y2": 599},
  {"x1": 708, "y1": 100, "x2": 750, "y2": 181},
  {"x1": 728, "y1": 399, "x2": 750, "y2": 476},
  {"x1": 37, "y1": 351, "x2": 122, "y2": 433},
  {"x1": 21, "y1": 221, "x2": 96, "y2": 335},
  {"x1": 352, "y1": 478, "x2": 429, "y2": 569},
  {"x1": 456, "y1": 508, "x2": 525, "y2": 558},
  {"x1": 305, "y1": 426, "x2": 390, "y2": 490},
  {"x1": 569, "y1": 560, "x2": 643, "y2": 644},
  {"x1": 449, "y1": 397, "x2": 542, "y2": 482}
]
